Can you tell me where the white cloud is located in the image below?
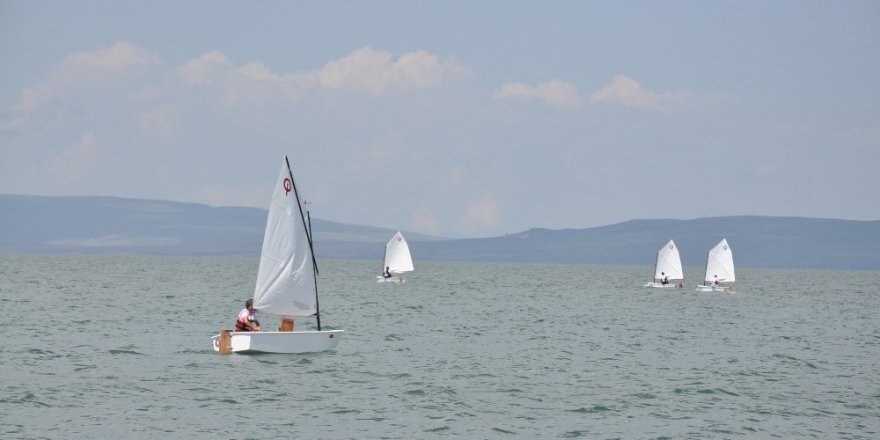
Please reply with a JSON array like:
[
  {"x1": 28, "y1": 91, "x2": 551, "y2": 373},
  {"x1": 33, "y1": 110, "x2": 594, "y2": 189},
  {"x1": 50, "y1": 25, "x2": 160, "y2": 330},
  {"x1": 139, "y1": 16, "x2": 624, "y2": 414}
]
[
  {"x1": 1, "y1": 84, "x2": 54, "y2": 130},
  {"x1": 589, "y1": 75, "x2": 694, "y2": 109},
  {"x1": 317, "y1": 47, "x2": 469, "y2": 95},
  {"x1": 174, "y1": 46, "x2": 469, "y2": 105},
  {"x1": 50, "y1": 133, "x2": 99, "y2": 184},
  {"x1": 5, "y1": 43, "x2": 472, "y2": 132},
  {"x1": 494, "y1": 80, "x2": 582, "y2": 107},
  {"x1": 2, "y1": 42, "x2": 162, "y2": 131},
  {"x1": 179, "y1": 50, "x2": 232, "y2": 85},
  {"x1": 61, "y1": 41, "x2": 160, "y2": 72}
]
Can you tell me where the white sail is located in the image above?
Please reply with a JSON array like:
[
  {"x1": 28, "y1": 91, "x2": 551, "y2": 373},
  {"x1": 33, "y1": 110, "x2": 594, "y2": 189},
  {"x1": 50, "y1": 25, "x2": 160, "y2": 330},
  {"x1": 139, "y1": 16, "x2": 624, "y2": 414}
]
[
  {"x1": 252, "y1": 160, "x2": 317, "y2": 317},
  {"x1": 703, "y1": 238, "x2": 735, "y2": 283},
  {"x1": 654, "y1": 239, "x2": 684, "y2": 280},
  {"x1": 384, "y1": 231, "x2": 414, "y2": 274}
]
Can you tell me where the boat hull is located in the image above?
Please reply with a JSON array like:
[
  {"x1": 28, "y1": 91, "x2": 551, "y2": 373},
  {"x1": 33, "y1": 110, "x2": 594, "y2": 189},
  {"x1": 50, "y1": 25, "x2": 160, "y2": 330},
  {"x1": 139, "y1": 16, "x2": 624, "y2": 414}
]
[
  {"x1": 643, "y1": 282, "x2": 684, "y2": 288},
  {"x1": 695, "y1": 285, "x2": 735, "y2": 293},
  {"x1": 376, "y1": 275, "x2": 406, "y2": 284},
  {"x1": 212, "y1": 330, "x2": 343, "y2": 354}
]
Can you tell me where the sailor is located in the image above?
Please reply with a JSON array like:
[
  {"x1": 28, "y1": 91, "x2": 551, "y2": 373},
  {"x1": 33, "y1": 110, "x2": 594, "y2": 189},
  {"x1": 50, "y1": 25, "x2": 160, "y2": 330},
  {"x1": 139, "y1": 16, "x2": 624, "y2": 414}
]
[
  {"x1": 383, "y1": 266, "x2": 392, "y2": 278},
  {"x1": 660, "y1": 272, "x2": 669, "y2": 285},
  {"x1": 235, "y1": 299, "x2": 261, "y2": 332}
]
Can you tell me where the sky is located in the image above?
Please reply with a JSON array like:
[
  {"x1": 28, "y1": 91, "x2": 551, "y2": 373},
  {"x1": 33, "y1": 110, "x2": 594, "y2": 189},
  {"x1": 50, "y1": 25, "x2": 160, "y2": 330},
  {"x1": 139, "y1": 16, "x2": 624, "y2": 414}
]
[{"x1": 1, "y1": 1, "x2": 878, "y2": 238}]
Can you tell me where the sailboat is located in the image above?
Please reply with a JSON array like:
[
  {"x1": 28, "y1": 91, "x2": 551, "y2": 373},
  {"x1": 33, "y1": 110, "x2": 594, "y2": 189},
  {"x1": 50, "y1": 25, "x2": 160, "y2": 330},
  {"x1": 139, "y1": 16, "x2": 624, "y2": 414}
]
[
  {"x1": 212, "y1": 156, "x2": 343, "y2": 354},
  {"x1": 696, "y1": 238, "x2": 736, "y2": 293},
  {"x1": 643, "y1": 239, "x2": 684, "y2": 288},
  {"x1": 376, "y1": 231, "x2": 413, "y2": 284}
]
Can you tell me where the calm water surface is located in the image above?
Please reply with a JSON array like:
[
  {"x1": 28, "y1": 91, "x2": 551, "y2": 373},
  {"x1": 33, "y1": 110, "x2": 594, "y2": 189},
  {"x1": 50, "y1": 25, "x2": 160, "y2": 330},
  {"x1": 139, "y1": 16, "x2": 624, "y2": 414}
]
[{"x1": 1, "y1": 255, "x2": 878, "y2": 439}]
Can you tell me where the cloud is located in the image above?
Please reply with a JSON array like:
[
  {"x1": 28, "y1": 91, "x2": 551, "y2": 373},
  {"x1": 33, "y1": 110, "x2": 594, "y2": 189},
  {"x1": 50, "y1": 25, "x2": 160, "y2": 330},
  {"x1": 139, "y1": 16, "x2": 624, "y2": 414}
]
[
  {"x1": 410, "y1": 208, "x2": 441, "y2": 235},
  {"x1": 494, "y1": 80, "x2": 582, "y2": 107},
  {"x1": 1, "y1": 84, "x2": 54, "y2": 130},
  {"x1": 3, "y1": 43, "x2": 472, "y2": 132},
  {"x1": 589, "y1": 75, "x2": 694, "y2": 110},
  {"x1": 179, "y1": 50, "x2": 232, "y2": 86},
  {"x1": 461, "y1": 195, "x2": 503, "y2": 232},
  {"x1": 2, "y1": 42, "x2": 161, "y2": 131},
  {"x1": 317, "y1": 47, "x2": 470, "y2": 95},
  {"x1": 493, "y1": 75, "x2": 724, "y2": 112},
  {"x1": 177, "y1": 46, "x2": 470, "y2": 104},
  {"x1": 180, "y1": 51, "x2": 308, "y2": 105},
  {"x1": 50, "y1": 133, "x2": 99, "y2": 184},
  {"x1": 61, "y1": 41, "x2": 160, "y2": 73}
]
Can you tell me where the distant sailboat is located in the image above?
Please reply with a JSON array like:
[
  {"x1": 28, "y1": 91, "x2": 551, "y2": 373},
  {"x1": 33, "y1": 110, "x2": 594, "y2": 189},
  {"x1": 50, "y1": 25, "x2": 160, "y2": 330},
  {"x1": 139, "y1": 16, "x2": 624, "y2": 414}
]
[
  {"x1": 696, "y1": 238, "x2": 736, "y2": 293},
  {"x1": 212, "y1": 156, "x2": 343, "y2": 354},
  {"x1": 377, "y1": 231, "x2": 413, "y2": 284},
  {"x1": 643, "y1": 239, "x2": 684, "y2": 288}
]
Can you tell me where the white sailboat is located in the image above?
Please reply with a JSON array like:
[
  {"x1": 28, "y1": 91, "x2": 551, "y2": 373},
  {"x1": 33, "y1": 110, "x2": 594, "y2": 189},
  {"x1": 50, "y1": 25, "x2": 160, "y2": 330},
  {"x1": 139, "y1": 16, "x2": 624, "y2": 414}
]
[
  {"x1": 643, "y1": 239, "x2": 684, "y2": 288},
  {"x1": 696, "y1": 238, "x2": 736, "y2": 293},
  {"x1": 377, "y1": 231, "x2": 413, "y2": 284},
  {"x1": 212, "y1": 156, "x2": 343, "y2": 354}
]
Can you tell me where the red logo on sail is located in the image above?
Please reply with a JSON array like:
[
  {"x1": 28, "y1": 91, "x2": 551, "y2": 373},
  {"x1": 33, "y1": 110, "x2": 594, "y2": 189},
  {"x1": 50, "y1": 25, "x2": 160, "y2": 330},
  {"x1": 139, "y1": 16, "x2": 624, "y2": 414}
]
[{"x1": 283, "y1": 178, "x2": 292, "y2": 196}]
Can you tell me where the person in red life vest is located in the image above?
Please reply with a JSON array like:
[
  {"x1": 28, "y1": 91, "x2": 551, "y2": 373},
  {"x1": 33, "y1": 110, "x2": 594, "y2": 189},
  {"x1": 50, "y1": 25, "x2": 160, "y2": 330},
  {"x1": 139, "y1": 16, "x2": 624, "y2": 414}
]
[{"x1": 235, "y1": 299, "x2": 261, "y2": 332}]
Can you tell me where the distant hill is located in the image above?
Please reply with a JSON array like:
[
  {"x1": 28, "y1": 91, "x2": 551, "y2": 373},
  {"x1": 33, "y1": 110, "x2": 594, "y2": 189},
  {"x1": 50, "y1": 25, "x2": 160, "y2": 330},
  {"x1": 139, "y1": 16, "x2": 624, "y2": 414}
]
[
  {"x1": 412, "y1": 217, "x2": 880, "y2": 270},
  {"x1": 1, "y1": 195, "x2": 878, "y2": 270},
  {"x1": 0, "y1": 195, "x2": 441, "y2": 257}
]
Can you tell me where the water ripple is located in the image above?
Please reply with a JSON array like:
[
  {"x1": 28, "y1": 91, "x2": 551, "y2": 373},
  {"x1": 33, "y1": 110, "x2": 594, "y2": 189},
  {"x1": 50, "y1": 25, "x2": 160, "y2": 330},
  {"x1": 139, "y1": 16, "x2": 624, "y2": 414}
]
[{"x1": 3, "y1": 256, "x2": 878, "y2": 439}]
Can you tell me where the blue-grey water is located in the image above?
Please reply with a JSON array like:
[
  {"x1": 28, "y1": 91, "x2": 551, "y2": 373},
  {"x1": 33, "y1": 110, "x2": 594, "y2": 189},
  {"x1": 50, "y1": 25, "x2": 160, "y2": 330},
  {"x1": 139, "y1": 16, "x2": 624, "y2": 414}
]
[{"x1": 1, "y1": 255, "x2": 878, "y2": 439}]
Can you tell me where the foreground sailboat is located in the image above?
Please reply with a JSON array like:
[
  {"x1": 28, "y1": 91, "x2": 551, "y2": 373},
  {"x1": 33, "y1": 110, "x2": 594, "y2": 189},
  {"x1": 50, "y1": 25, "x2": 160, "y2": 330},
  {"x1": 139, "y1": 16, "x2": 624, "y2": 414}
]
[
  {"x1": 377, "y1": 231, "x2": 414, "y2": 284},
  {"x1": 643, "y1": 239, "x2": 684, "y2": 288},
  {"x1": 696, "y1": 238, "x2": 736, "y2": 293},
  {"x1": 212, "y1": 157, "x2": 343, "y2": 354}
]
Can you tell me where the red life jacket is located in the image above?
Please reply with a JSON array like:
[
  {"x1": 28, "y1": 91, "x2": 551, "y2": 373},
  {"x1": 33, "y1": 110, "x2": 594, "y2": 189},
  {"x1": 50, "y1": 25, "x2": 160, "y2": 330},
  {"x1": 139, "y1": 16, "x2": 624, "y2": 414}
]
[{"x1": 235, "y1": 309, "x2": 252, "y2": 331}]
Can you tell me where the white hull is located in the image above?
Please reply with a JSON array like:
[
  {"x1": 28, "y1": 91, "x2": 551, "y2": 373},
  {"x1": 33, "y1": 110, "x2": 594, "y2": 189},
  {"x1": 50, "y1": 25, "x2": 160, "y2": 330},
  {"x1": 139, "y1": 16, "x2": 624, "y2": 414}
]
[
  {"x1": 695, "y1": 284, "x2": 735, "y2": 293},
  {"x1": 643, "y1": 282, "x2": 684, "y2": 288},
  {"x1": 376, "y1": 275, "x2": 406, "y2": 284},
  {"x1": 212, "y1": 330, "x2": 343, "y2": 354}
]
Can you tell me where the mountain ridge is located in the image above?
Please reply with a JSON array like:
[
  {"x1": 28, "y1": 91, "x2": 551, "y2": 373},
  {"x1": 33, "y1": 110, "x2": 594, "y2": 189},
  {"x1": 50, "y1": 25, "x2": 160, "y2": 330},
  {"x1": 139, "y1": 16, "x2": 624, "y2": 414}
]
[{"x1": 1, "y1": 195, "x2": 878, "y2": 270}]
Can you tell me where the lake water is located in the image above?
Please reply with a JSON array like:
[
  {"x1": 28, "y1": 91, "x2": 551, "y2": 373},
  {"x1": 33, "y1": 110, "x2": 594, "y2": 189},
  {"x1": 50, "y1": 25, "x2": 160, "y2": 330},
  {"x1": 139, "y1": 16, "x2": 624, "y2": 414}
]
[{"x1": 1, "y1": 255, "x2": 878, "y2": 439}]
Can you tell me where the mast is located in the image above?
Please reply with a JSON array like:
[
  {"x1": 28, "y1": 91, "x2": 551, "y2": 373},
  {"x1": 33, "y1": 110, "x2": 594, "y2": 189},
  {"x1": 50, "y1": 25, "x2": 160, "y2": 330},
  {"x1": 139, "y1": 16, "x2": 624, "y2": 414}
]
[
  {"x1": 703, "y1": 246, "x2": 709, "y2": 286},
  {"x1": 284, "y1": 156, "x2": 322, "y2": 330},
  {"x1": 653, "y1": 245, "x2": 661, "y2": 282},
  {"x1": 307, "y1": 207, "x2": 322, "y2": 331}
]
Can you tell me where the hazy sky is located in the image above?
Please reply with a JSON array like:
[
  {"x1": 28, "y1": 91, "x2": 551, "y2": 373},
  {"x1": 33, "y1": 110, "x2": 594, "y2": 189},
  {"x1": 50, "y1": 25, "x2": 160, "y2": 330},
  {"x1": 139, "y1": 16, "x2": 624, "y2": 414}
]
[{"x1": 2, "y1": 1, "x2": 878, "y2": 237}]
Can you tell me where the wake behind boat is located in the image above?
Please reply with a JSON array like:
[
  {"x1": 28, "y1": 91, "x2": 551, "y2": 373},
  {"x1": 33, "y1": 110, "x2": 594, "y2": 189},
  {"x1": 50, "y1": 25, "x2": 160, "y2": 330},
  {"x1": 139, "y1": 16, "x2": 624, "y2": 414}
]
[
  {"x1": 643, "y1": 239, "x2": 684, "y2": 288},
  {"x1": 377, "y1": 231, "x2": 413, "y2": 284},
  {"x1": 212, "y1": 156, "x2": 343, "y2": 354},
  {"x1": 696, "y1": 238, "x2": 736, "y2": 293}
]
